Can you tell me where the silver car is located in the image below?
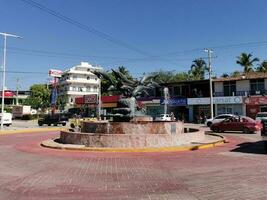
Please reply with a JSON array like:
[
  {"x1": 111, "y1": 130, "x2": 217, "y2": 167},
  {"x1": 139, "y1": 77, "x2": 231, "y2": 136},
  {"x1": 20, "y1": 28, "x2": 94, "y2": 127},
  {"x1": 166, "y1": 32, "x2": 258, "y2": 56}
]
[{"x1": 205, "y1": 114, "x2": 236, "y2": 127}]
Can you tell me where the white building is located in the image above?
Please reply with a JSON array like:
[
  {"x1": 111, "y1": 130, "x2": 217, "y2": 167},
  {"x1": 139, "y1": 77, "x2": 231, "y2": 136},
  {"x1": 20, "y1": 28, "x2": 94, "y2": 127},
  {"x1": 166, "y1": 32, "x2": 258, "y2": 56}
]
[{"x1": 58, "y1": 62, "x2": 102, "y2": 108}]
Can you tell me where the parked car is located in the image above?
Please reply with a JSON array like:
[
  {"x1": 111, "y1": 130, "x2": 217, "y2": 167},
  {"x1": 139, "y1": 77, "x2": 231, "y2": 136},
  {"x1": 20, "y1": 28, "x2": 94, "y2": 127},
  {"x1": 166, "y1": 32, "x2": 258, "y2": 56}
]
[
  {"x1": 38, "y1": 114, "x2": 68, "y2": 126},
  {"x1": 210, "y1": 116, "x2": 262, "y2": 134},
  {"x1": 255, "y1": 112, "x2": 267, "y2": 122},
  {"x1": 0, "y1": 112, "x2": 12, "y2": 126},
  {"x1": 155, "y1": 114, "x2": 175, "y2": 121},
  {"x1": 205, "y1": 114, "x2": 236, "y2": 127},
  {"x1": 261, "y1": 119, "x2": 267, "y2": 150}
]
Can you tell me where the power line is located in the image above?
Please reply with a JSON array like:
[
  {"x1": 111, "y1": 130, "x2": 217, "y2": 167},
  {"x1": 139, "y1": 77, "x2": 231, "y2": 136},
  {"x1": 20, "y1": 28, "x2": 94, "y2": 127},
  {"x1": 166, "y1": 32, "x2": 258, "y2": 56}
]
[
  {"x1": 4, "y1": 46, "x2": 138, "y2": 60},
  {"x1": 0, "y1": 70, "x2": 47, "y2": 74},
  {"x1": 19, "y1": 0, "x2": 152, "y2": 57}
]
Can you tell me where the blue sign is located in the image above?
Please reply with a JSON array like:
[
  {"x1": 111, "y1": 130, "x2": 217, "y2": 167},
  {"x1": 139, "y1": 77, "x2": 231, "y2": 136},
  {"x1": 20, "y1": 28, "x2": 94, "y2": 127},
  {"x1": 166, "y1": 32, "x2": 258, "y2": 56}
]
[
  {"x1": 160, "y1": 98, "x2": 187, "y2": 106},
  {"x1": 51, "y1": 88, "x2": 57, "y2": 104}
]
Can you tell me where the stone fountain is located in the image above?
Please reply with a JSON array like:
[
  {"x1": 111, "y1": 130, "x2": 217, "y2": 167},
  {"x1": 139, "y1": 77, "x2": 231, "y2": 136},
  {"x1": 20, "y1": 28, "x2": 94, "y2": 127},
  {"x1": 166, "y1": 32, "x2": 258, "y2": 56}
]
[{"x1": 59, "y1": 69, "x2": 205, "y2": 149}]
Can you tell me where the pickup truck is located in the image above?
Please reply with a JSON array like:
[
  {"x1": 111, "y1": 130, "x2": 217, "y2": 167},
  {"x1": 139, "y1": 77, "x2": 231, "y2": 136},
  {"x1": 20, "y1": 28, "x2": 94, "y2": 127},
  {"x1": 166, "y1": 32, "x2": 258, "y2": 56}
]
[{"x1": 38, "y1": 114, "x2": 68, "y2": 126}]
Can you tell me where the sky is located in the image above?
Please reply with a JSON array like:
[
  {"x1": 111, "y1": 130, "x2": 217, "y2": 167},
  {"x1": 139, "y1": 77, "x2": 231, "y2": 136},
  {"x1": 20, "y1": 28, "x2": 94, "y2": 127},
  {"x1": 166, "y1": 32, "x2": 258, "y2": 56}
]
[{"x1": 1, "y1": 0, "x2": 267, "y2": 90}]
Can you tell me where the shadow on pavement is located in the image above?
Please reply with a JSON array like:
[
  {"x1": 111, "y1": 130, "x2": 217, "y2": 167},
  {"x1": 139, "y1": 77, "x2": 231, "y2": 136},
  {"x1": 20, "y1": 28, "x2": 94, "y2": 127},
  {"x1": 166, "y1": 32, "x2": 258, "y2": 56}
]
[
  {"x1": 231, "y1": 141, "x2": 267, "y2": 154},
  {"x1": 206, "y1": 130, "x2": 257, "y2": 135}
]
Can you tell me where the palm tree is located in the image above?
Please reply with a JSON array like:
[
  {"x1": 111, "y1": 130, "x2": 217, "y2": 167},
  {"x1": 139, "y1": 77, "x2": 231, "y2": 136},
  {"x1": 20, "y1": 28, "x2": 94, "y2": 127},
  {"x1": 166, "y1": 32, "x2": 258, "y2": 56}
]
[
  {"x1": 236, "y1": 53, "x2": 259, "y2": 73},
  {"x1": 189, "y1": 58, "x2": 207, "y2": 80},
  {"x1": 256, "y1": 60, "x2": 267, "y2": 72}
]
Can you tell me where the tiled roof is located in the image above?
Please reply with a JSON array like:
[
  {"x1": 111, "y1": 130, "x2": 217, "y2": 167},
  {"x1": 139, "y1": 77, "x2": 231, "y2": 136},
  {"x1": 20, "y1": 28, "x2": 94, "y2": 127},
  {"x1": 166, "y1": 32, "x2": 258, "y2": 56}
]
[{"x1": 213, "y1": 72, "x2": 267, "y2": 82}]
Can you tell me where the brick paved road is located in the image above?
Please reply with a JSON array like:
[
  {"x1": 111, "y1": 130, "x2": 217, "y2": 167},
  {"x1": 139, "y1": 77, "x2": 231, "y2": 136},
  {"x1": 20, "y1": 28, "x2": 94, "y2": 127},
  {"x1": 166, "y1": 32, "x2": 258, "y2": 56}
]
[{"x1": 0, "y1": 131, "x2": 267, "y2": 200}]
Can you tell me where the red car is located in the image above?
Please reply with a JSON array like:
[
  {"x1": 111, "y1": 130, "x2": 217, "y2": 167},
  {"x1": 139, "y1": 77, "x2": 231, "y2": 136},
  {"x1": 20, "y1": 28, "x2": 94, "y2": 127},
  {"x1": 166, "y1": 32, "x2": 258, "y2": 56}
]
[{"x1": 210, "y1": 116, "x2": 262, "y2": 134}]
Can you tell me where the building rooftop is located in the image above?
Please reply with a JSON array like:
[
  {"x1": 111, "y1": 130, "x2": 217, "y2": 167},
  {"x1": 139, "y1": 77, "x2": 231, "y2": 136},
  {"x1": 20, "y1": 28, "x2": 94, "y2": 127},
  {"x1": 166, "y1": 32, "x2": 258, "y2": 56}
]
[{"x1": 213, "y1": 72, "x2": 267, "y2": 82}]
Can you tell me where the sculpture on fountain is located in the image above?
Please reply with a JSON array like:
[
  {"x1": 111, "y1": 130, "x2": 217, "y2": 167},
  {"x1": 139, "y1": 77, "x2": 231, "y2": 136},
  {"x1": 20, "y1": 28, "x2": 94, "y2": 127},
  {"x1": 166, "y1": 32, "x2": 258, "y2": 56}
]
[{"x1": 92, "y1": 69, "x2": 161, "y2": 121}]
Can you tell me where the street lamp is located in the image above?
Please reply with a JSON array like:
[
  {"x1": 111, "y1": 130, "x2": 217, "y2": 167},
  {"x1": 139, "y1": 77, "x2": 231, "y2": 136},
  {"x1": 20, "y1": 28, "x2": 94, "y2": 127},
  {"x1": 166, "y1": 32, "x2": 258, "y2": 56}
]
[
  {"x1": 204, "y1": 48, "x2": 214, "y2": 119},
  {"x1": 0, "y1": 32, "x2": 22, "y2": 130}
]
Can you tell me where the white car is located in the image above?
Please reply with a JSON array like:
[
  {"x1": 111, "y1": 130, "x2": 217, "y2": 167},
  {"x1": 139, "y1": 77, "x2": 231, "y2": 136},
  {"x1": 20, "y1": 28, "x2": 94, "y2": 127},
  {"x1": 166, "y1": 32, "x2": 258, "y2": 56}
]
[
  {"x1": 255, "y1": 112, "x2": 267, "y2": 122},
  {"x1": 0, "y1": 112, "x2": 12, "y2": 126},
  {"x1": 155, "y1": 114, "x2": 175, "y2": 121},
  {"x1": 205, "y1": 114, "x2": 235, "y2": 127}
]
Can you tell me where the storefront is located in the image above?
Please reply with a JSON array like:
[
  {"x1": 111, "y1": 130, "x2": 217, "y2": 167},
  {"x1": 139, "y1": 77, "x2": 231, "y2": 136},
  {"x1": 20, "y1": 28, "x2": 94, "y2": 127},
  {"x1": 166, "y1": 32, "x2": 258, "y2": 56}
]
[
  {"x1": 187, "y1": 96, "x2": 244, "y2": 122},
  {"x1": 138, "y1": 97, "x2": 161, "y2": 118},
  {"x1": 245, "y1": 96, "x2": 267, "y2": 119},
  {"x1": 160, "y1": 98, "x2": 188, "y2": 121},
  {"x1": 74, "y1": 95, "x2": 120, "y2": 117}
]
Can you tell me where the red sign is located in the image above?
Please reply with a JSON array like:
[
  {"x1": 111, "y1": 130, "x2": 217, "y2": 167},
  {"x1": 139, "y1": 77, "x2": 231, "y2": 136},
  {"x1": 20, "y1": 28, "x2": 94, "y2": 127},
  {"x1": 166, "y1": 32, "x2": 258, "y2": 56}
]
[
  {"x1": 84, "y1": 94, "x2": 98, "y2": 104},
  {"x1": 0, "y1": 91, "x2": 14, "y2": 97},
  {"x1": 101, "y1": 95, "x2": 120, "y2": 103},
  {"x1": 75, "y1": 97, "x2": 84, "y2": 104},
  {"x1": 49, "y1": 69, "x2": 62, "y2": 77},
  {"x1": 244, "y1": 97, "x2": 267, "y2": 105}
]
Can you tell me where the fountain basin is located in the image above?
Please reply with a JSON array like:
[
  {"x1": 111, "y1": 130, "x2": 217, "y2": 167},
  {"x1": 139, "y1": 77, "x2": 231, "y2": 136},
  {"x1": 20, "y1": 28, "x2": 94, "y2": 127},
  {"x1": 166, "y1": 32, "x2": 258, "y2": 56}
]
[{"x1": 60, "y1": 120, "x2": 205, "y2": 148}]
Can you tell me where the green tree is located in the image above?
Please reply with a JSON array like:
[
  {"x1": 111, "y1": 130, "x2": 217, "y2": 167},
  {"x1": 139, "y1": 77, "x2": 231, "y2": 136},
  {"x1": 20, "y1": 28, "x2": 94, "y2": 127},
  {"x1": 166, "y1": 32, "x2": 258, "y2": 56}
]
[
  {"x1": 57, "y1": 94, "x2": 67, "y2": 111},
  {"x1": 152, "y1": 70, "x2": 189, "y2": 83},
  {"x1": 118, "y1": 66, "x2": 133, "y2": 80},
  {"x1": 256, "y1": 60, "x2": 267, "y2": 72},
  {"x1": 221, "y1": 73, "x2": 229, "y2": 78},
  {"x1": 236, "y1": 53, "x2": 259, "y2": 73},
  {"x1": 101, "y1": 66, "x2": 134, "y2": 95},
  {"x1": 189, "y1": 58, "x2": 208, "y2": 80},
  {"x1": 153, "y1": 70, "x2": 175, "y2": 83},
  {"x1": 230, "y1": 71, "x2": 242, "y2": 77},
  {"x1": 173, "y1": 72, "x2": 190, "y2": 81},
  {"x1": 25, "y1": 84, "x2": 50, "y2": 110}
]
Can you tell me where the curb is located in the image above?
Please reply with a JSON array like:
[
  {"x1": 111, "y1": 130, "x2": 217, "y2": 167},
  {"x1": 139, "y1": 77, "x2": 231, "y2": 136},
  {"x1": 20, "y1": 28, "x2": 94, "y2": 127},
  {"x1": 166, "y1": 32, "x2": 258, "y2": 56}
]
[
  {"x1": 0, "y1": 127, "x2": 66, "y2": 135},
  {"x1": 41, "y1": 134, "x2": 227, "y2": 153}
]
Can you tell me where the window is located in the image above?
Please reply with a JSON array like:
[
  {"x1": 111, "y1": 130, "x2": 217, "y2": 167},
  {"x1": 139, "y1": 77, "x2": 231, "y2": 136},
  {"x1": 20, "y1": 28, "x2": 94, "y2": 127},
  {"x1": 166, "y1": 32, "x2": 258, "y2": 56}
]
[
  {"x1": 250, "y1": 79, "x2": 264, "y2": 94},
  {"x1": 73, "y1": 75, "x2": 77, "y2": 80},
  {"x1": 173, "y1": 86, "x2": 181, "y2": 96},
  {"x1": 87, "y1": 76, "x2": 90, "y2": 80},
  {"x1": 223, "y1": 81, "x2": 236, "y2": 96},
  {"x1": 86, "y1": 87, "x2": 91, "y2": 92}
]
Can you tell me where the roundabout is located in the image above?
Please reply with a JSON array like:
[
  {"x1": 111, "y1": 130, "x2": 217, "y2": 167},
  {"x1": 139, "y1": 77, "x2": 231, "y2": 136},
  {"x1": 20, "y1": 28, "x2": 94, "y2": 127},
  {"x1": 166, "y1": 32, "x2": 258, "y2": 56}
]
[{"x1": 0, "y1": 127, "x2": 267, "y2": 200}]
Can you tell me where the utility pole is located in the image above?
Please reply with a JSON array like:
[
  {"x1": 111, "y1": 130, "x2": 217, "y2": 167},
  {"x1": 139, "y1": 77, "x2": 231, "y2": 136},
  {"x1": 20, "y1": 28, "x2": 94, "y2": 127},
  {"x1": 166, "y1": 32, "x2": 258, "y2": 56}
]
[
  {"x1": 204, "y1": 48, "x2": 214, "y2": 119},
  {"x1": 16, "y1": 78, "x2": 19, "y2": 105},
  {"x1": 98, "y1": 80, "x2": 101, "y2": 120},
  {"x1": 0, "y1": 32, "x2": 22, "y2": 130}
]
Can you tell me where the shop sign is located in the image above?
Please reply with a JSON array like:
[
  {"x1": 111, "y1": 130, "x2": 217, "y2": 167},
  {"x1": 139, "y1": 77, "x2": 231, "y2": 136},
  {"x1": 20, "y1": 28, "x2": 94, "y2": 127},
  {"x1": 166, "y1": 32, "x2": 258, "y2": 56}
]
[
  {"x1": 49, "y1": 69, "x2": 62, "y2": 77},
  {"x1": 214, "y1": 96, "x2": 243, "y2": 104},
  {"x1": 244, "y1": 96, "x2": 267, "y2": 105},
  {"x1": 84, "y1": 94, "x2": 98, "y2": 104},
  {"x1": 160, "y1": 98, "x2": 187, "y2": 106},
  {"x1": 187, "y1": 98, "x2": 209, "y2": 105},
  {"x1": 187, "y1": 96, "x2": 243, "y2": 105}
]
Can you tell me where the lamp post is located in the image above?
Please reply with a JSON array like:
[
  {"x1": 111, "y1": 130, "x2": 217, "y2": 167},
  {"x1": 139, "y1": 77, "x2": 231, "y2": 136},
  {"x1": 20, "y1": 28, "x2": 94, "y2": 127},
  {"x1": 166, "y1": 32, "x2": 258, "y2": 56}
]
[
  {"x1": 0, "y1": 32, "x2": 22, "y2": 130},
  {"x1": 204, "y1": 48, "x2": 214, "y2": 119}
]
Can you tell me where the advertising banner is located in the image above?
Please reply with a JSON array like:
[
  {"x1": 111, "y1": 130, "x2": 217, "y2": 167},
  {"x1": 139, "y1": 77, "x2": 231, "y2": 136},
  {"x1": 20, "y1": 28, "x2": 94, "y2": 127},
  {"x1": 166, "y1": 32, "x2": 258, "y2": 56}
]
[
  {"x1": 49, "y1": 69, "x2": 62, "y2": 77},
  {"x1": 160, "y1": 98, "x2": 187, "y2": 106},
  {"x1": 187, "y1": 96, "x2": 243, "y2": 105},
  {"x1": 51, "y1": 88, "x2": 57, "y2": 104},
  {"x1": 84, "y1": 94, "x2": 98, "y2": 104}
]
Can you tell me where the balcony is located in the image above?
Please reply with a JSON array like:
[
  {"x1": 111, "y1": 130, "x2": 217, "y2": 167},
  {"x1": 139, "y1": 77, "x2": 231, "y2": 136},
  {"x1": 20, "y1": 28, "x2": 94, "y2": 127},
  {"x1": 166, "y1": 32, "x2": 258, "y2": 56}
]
[{"x1": 214, "y1": 90, "x2": 267, "y2": 97}]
